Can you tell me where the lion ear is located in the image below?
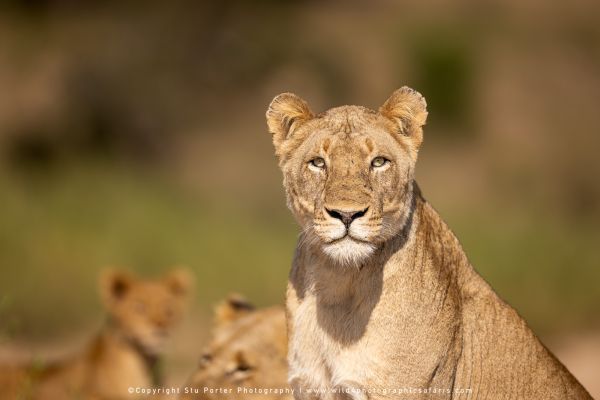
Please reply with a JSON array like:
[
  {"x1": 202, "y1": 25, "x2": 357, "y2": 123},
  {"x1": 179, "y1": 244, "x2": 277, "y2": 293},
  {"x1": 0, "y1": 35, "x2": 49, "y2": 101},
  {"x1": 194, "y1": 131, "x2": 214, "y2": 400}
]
[
  {"x1": 163, "y1": 267, "x2": 193, "y2": 298},
  {"x1": 379, "y1": 86, "x2": 428, "y2": 152},
  {"x1": 99, "y1": 268, "x2": 134, "y2": 306},
  {"x1": 266, "y1": 92, "x2": 313, "y2": 153},
  {"x1": 214, "y1": 293, "x2": 255, "y2": 326}
]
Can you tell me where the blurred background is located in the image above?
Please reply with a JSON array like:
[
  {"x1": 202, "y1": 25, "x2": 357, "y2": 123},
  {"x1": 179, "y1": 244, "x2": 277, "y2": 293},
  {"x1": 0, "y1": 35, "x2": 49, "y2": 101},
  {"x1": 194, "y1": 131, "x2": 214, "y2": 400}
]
[{"x1": 0, "y1": 0, "x2": 598, "y2": 394}]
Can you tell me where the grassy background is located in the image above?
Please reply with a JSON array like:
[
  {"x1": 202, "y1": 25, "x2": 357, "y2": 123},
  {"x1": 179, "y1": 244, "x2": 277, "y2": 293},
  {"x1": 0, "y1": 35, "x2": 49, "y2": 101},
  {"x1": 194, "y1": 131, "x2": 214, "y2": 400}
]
[
  {"x1": 0, "y1": 158, "x2": 597, "y2": 344},
  {"x1": 0, "y1": 0, "x2": 598, "y2": 368}
]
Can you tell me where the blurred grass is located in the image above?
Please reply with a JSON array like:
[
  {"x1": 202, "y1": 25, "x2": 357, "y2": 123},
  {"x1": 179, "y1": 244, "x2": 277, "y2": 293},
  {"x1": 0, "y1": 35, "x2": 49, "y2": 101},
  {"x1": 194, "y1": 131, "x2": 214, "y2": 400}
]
[
  {"x1": 446, "y1": 208, "x2": 600, "y2": 335},
  {"x1": 0, "y1": 161, "x2": 597, "y2": 342},
  {"x1": 0, "y1": 0, "x2": 598, "y2": 348},
  {"x1": 0, "y1": 162, "x2": 296, "y2": 341}
]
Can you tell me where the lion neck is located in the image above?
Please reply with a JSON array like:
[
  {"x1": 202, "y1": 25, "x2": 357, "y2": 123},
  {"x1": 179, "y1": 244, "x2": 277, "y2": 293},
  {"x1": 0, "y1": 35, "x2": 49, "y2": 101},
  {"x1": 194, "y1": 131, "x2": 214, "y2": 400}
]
[{"x1": 294, "y1": 181, "x2": 467, "y2": 319}]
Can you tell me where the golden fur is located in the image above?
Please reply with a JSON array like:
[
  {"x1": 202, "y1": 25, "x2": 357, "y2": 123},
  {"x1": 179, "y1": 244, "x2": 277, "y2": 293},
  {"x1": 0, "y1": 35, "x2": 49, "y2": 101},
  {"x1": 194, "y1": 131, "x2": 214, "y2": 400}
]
[
  {"x1": 266, "y1": 88, "x2": 592, "y2": 399},
  {"x1": 0, "y1": 268, "x2": 191, "y2": 400},
  {"x1": 181, "y1": 295, "x2": 290, "y2": 400}
]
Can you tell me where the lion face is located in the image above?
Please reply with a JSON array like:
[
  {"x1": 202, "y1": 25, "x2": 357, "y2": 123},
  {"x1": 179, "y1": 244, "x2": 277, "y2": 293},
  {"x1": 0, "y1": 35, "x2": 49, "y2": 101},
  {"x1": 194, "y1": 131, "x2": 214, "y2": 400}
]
[
  {"x1": 267, "y1": 87, "x2": 428, "y2": 265},
  {"x1": 183, "y1": 296, "x2": 289, "y2": 400},
  {"x1": 100, "y1": 269, "x2": 191, "y2": 355}
]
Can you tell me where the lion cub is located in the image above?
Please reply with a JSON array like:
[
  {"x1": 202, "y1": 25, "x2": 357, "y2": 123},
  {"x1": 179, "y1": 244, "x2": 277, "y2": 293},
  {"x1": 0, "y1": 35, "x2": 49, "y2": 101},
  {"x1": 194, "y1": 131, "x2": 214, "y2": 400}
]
[
  {"x1": 0, "y1": 268, "x2": 191, "y2": 400},
  {"x1": 266, "y1": 88, "x2": 592, "y2": 399},
  {"x1": 181, "y1": 295, "x2": 290, "y2": 400}
]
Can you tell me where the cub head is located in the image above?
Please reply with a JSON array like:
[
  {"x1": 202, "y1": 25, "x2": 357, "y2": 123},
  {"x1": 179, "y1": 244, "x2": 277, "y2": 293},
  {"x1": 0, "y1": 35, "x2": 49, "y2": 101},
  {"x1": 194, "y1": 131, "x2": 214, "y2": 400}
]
[
  {"x1": 100, "y1": 268, "x2": 192, "y2": 355},
  {"x1": 182, "y1": 295, "x2": 289, "y2": 400},
  {"x1": 266, "y1": 87, "x2": 427, "y2": 265}
]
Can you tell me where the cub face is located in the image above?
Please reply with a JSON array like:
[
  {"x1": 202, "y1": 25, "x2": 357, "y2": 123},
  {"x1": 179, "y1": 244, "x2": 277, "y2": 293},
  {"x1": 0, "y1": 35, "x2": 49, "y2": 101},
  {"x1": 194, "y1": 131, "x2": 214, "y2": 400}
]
[
  {"x1": 100, "y1": 268, "x2": 192, "y2": 355},
  {"x1": 266, "y1": 87, "x2": 428, "y2": 265},
  {"x1": 183, "y1": 295, "x2": 289, "y2": 400}
]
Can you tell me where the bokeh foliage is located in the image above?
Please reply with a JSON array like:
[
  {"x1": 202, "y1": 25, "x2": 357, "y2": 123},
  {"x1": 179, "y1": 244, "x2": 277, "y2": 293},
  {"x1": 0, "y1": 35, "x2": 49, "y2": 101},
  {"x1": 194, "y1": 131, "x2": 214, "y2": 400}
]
[{"x1": 0, "y1": 0, "x2": 599, "y2": 347}]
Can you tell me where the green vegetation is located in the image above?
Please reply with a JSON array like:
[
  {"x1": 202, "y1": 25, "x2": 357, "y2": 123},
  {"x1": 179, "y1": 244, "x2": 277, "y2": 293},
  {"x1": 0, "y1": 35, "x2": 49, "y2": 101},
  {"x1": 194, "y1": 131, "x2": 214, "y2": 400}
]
[
  {"x1": 0, "y1": 162, "x2": 597, "y2": 341},
  {"x1": 448, "y1": 209, "x2": 600, "y2": 335},
  {"x1": 0, "y1": 0, "x2": 598, "y2": 349},
  {"x1": 0, "y1": 163, "x2": 295, "y2": 340}
]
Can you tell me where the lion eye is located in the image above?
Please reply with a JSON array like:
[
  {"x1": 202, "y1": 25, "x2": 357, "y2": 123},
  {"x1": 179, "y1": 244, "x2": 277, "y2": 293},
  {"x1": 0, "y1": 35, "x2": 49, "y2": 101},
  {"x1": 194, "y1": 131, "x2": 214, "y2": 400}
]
[
  {"x1": 225, "y1": 352, "x2": 254, "y2": 379},
  {"x1": 308, "y1": 157, "x2": 326, "y2": 169},
  {"x1": 371, "y1": 156, "x2": 389, "y2": 168},
  {"x1": 199, "y1": 353, "x2": 213, "y2": 365},
  {"x1": 234, "y1": 362, "x2": 252, "y2": 373}
]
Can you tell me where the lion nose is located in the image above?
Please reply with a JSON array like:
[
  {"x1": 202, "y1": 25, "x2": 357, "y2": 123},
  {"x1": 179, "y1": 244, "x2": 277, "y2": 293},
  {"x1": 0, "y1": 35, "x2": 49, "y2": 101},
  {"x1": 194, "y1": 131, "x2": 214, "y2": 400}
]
[{"x1": 326, "y1": 207, "x2": 368, "y2": 227}]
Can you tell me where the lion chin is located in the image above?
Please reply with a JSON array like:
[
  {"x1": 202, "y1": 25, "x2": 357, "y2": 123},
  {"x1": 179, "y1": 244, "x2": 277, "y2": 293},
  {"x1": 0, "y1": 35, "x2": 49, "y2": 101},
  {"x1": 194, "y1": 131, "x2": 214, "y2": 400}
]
[{"x1": 322, "y1": 237, "x2": 376, "y2": 266}]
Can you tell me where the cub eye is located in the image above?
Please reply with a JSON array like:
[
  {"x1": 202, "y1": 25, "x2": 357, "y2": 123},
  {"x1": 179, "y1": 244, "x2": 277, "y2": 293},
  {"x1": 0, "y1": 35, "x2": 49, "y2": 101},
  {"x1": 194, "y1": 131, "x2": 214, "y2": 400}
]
[
  {"x1": 199, "y1": 353, "x2": 213, "y2": 365},
  {"x1": 308, "y1": 157, "x2": 326, "y2": 170},
  {"x1": 225, "y1": 352, "x2": 254, "y2": 379},
  {"x1": 234, "y1": 362, "x2": 252, "y2": 373},
  {"x1": 371, "y1": 156, "x2": 389, "y2": 168}
]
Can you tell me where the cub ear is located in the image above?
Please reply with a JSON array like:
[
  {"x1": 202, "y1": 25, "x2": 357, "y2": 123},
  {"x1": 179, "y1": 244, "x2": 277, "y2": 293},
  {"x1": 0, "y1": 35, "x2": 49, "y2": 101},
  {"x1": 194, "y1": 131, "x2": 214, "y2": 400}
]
[
  {"x1": 379, "y1": 86, "x2": 428, "y2": 153},
  {"x1": 164, "y1": 267, "x2": 193, "y2": 298},
  {"x1": 99, "y1": 269, "x2": 134, "y2": 305},
  {"x1": 214, "y1": 293, "x2": 255, "y2": 326},
  {"x1": 266, "y1": 92, "x2": 313, "y2": 153}
]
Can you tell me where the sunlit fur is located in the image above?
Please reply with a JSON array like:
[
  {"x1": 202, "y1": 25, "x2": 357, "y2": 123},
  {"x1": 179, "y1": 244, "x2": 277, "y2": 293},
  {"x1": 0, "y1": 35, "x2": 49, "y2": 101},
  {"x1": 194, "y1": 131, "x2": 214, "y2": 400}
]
[
  {"x1": 267, "y1": 88, "x2": 592, "y2": 400},
  {"x1": 181, "y1": 295, "x2": 290, "y2": 400},
  {"x1": 322, "y1": 238, "x2": 376, "y2": 266},
  {"x1": 267, "y1": 89, "x2": 426, "y2": 266},
  {"x1": 0, "y1": 269, "x2": 191, "y2": 400}
]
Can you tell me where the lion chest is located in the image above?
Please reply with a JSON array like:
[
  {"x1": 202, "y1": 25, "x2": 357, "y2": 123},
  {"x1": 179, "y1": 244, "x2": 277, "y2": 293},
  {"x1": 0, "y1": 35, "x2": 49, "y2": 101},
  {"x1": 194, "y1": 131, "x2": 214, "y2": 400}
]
[
  {"x1": 288, "y1": 293, "x2": 394, "y2": 395},
  {"x1": 287, "y1": 267, "x2": 458, "y2": 399},
  {"x1": 87, "y1": 336, "x2": 153, "y2": 398}
]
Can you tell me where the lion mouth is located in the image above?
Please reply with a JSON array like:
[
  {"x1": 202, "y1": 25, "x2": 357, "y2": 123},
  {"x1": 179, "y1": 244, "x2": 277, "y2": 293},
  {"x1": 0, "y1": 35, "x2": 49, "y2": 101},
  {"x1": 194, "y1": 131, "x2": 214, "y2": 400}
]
[{"x1": 327, "y1": 234, "x2": 371, "y2": 245}]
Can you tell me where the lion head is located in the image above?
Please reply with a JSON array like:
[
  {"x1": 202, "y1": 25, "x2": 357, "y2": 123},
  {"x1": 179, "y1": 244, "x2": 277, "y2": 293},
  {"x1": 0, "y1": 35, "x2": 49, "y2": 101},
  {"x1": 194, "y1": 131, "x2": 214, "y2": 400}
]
[
  {"x1": 182, "y1": 295, "x2": 289, "y2": 400},
  {"x1": 100, "y1": 268, "x2": 192, "y2": 355},
  {"x1": 266, "y1": 87, "x2": 427, "y2": 265}
]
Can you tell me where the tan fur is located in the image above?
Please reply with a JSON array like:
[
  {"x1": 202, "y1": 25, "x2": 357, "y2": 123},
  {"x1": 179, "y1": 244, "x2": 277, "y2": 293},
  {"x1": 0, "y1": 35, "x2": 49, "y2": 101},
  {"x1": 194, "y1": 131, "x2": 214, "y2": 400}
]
[
  {"x1": 266, "y1": 88, "x2": 592, "y2": 399},
  {"x1": 181, "y1": 295, "x2": 290, "y2": 400},
  {"x1": 0, "y1": 268, "x2": 191, "y2": 400}
]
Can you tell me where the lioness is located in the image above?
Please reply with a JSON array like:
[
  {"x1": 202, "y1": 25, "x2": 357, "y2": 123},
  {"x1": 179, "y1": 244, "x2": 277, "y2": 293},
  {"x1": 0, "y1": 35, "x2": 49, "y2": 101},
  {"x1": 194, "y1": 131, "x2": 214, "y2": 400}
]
[
  {"x1": 181, "y1": 295, "x2": 290, "y2": 400},
  {"x1": 266, "y1": 88, "x2": 592, "y2": 399},
  {"x1": 0, "y1": 268, "x2": 191, "y2": 400}
]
